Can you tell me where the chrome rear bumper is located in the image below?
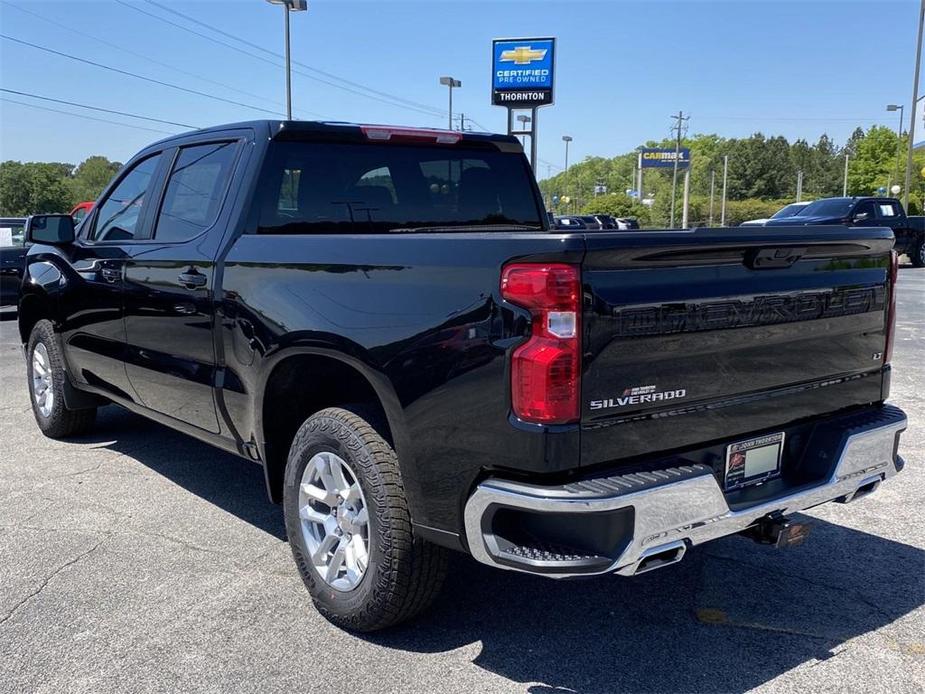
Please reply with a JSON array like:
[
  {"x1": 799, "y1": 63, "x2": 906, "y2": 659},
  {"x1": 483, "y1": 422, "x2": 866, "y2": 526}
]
[{"x1": 464, "y1": 405, "x2": 907, "y2": 578}]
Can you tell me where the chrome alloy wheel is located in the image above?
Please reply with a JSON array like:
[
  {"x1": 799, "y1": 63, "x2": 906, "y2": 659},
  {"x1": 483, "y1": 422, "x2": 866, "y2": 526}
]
[
  {"x1": 298, "y1": 451, "x2": 370, "y2": 591},
  {"x1": 31, "y1": 342, "x2": 54, "y2": 417}
]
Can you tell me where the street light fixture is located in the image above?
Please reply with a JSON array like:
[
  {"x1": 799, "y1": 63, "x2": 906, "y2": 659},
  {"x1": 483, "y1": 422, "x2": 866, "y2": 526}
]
[
  {"x1": 265, "y1": 0, "x2": 308, "y2": 120},
  {"x1": 516, "y1": 114, "x2": 531, "y2": 147},
  {"x1": 887, "y1": 104, "x2": 905, "y2": 193},
  {"x1": 562, "y1": 135, "x2": 573, "y2": 212},
  {"x1": 439, "y1": 76, "x2": 461, "y2": 130}
]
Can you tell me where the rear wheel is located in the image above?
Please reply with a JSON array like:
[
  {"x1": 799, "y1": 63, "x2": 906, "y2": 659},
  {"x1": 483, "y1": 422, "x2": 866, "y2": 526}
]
[
  {"x1": 283, "y1": 406, "x2": 448, "y2": 631},
  {"x1": 26, "y1": 320, "x2": 96, "y2": 438},
  {"x1": 912, "y1": 238, "x2": 925, "y2": 268}
]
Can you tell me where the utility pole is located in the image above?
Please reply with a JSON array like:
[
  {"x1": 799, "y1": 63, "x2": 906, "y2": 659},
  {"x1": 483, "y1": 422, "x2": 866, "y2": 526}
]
[
  {"x1": 720, "y1": 155, "x2": 729, "y2": 226},
  {"x1": 903, "y1": 0, "x2": 924, "y2": 210},
  {"x1": 669, "y1": 110, "x2": 689, "y2": 228},
  {"x1": 796, "y1": 169, "x2": 803, "y2": 202},
  {"x1": 637, "y1": 151, "x2": 644, "y2": 204},
  {"x1": 708, "y1": 169, "x2": 716, "y2": 226},
  {"x1": 562, "y1": 135, "x2": 572, "y2": 212},
  {"x1": 843, "y1": 154, "x2": 850, "y2": 196}
]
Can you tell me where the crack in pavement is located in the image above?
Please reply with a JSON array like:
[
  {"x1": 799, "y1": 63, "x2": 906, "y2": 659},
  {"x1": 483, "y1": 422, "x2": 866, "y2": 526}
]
[{"x1": 0, "y1": 537, "x2": 105, "y2": 627}]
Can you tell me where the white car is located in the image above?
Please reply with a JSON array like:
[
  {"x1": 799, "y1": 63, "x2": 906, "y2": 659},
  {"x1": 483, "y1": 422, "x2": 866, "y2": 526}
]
[{"x1": 740, "y1": 201, "x2": 812, "y2": 226}]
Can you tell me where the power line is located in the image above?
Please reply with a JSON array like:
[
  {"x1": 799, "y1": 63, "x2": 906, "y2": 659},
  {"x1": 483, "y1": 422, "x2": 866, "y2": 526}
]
[
  {"x1": 700, "y1": 114, "x2": 890, "y2": 122},
  {"x1": 115, "y1": 0, "x2": 444, "y2": 120},
  {"x1": 0, "y1": 88, "x2": 197, "y2": 129},
  {"x1": 1, "y1": 96, "x2": 179, "y2": 136},
  {"x1": 142, "y1": 0, "x2": 447, "y2": 118},
  {"x1": 3, "y1": 2, "x2": 299, "y2": 116},
  {"x1": 0, "y1": 33, "x2": 287, "y2": 118}
]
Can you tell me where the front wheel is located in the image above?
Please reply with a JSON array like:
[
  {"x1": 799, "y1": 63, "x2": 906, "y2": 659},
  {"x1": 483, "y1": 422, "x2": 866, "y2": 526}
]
[
  {"x1": 283, "y1": 407, "x2": 448, "y2": 631},
  {"x1": 26, "y1": 320, "x2": 96, "y2": 438}
]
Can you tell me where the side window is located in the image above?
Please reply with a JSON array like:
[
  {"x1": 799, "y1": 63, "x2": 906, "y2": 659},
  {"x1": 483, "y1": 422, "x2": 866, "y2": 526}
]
[
  {"x1": 278, "y1": 169, "x2": 301, "y2": 212},
  {"x1": 877, "y1": 202, "x2": 900, "y2": 218},
  {"x1": 91, "y1": 154, "x2": 162, "y2": 241},
  {"x1": 154, "y1": 142, "x2": 237, "y2": 242},
  {"x1": 853, "y1": 201, "x2": 877, "y2": 221}
]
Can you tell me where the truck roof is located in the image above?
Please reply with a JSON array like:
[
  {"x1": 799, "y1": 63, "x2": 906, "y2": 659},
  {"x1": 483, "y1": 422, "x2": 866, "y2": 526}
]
[{"x1": 148, "y1": 120, "x2": 521, "y2": 149}]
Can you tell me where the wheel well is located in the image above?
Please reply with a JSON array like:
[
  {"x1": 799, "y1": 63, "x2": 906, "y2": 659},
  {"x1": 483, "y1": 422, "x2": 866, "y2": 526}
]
[
  {"x1": 18, "y1": 294, "x2": 49, "y2": 344},
  {"x1": 260, "y1": 354, "x2": 391, "y2": 503}
]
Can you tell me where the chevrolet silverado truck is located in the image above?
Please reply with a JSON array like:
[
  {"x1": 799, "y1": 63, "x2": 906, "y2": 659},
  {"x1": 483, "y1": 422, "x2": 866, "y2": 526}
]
[
  {"x1": 765, "y1": 196, "x2": 925, "y2": 267},
  {"x1": 19, "y1": 121, "x2": 908, "y2": 631}
]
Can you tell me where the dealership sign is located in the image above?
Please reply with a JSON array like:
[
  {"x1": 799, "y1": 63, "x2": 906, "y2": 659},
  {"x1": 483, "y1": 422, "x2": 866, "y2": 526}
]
[
  {"x1": 491, "y1": 37, "x2": 556, "y2": 107},
  {"x1": 640, "y1": 148, "x2": 691, "y2": 168}
]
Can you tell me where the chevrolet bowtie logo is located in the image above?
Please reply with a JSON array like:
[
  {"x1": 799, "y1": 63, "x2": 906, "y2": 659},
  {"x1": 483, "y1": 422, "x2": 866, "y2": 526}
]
[{"x1": 499, "y1": 46, "x2": 547, "y2": 65}]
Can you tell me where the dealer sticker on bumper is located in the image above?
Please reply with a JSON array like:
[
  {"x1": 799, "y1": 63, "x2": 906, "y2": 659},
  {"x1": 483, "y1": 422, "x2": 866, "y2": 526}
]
[{"x1": 724, "y1": 432, "x2": 785, "y2": 490}]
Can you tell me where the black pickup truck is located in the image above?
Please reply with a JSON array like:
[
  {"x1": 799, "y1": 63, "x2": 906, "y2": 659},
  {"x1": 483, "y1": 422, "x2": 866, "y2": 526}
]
[
  {"x1": 19, "y1": 121, "x2": 908, "y2": 631},
  {"x1": 764, "y1": 196, "x2": 925, "y2": 267}
]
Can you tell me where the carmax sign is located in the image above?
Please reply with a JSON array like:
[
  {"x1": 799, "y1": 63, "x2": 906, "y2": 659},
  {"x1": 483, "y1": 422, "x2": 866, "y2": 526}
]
[{"x1": 640, "y1": 148, "x2": 691, "y2": 169}]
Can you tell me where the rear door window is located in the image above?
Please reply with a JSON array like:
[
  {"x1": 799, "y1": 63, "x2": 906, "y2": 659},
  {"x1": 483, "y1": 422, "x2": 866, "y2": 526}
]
[
  {"x1": 154, "y1": 141, "x2": 237, "y2": 242},
  {"x1": 255, "y1": 141, "x2": 542, "y2": 234},
  {"x1": 876, "y1": 202, "x2": 901, "y2": 219}
]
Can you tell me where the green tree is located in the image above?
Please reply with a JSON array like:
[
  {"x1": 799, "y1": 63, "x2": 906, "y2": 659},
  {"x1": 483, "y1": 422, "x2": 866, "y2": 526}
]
[
  {"x1": 70, "y1": 156, "x2": 121, "y2": 203},
  {"x1": 0, "y1": 161, "x2": 74, "y2": 215},
  {"x1": 847, "y1": 126, "x2": 900, "y2": 195}
]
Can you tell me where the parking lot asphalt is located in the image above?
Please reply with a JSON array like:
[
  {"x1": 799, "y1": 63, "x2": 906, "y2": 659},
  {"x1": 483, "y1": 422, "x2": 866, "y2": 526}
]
[{"x1": 0, "y1": 269, "x2": 923, "y2": 694}]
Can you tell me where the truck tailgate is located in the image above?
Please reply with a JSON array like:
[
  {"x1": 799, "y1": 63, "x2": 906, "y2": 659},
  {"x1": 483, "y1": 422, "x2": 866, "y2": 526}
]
[{"x1": 580, "y1": 226, "x2": 895, "y2": 467}]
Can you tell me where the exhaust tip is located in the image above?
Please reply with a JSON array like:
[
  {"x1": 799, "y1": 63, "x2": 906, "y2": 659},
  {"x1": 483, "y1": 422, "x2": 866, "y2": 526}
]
[{"x1": 633, "y1": 541, "x2": 686, "y2": 575}]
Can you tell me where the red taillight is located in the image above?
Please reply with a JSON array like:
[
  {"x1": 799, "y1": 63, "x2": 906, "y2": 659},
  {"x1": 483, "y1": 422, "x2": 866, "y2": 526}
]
[
  {"x1": 360, "y1": 125, "x2": 462, "y2": 144},
  {"x1": 885, "y1": 250, "x2": 898, "y2": 364},
  {"x1": 501, "y1": 263, "x2": 580, "y2": 424}
]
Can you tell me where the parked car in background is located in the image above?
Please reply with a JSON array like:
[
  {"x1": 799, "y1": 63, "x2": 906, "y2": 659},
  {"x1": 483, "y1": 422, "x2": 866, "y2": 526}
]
[
  {"x1": 70, "y1": 201, "x2": 94, "y2": 228},
  {"x1": 591, "y1": 214, "x2": 619, "y2": 229},
  {"x1": 740, "y1": 201, "x2": 812, "y2": 226},
  {"x1": 0, "y1": 216, "x2": 28, "y2": 307},
  {"x1": 764, "y1": 197, "x2": 925, "y2": 267},
  {"x1": 554, "y1": 215, "x2": 588, "y2": 229}
]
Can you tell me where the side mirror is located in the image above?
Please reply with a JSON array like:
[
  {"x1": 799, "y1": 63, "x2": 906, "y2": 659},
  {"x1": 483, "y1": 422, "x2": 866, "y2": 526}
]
[
  {"x1": 852, "y1": 211, "x2": 870, "y2": 223},
  {"x1": 26, "y1": 214, "x2": 75, "y2": 245}
]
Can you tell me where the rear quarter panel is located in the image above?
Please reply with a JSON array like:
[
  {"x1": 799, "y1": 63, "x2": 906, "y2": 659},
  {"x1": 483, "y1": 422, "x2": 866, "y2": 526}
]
[{"x1": 219, "y1": 232, "x2": 584, "y2": 534}]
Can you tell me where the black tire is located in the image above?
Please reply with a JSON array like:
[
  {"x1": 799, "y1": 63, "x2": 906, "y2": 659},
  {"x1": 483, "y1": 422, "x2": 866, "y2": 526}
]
[
  {"x1": 26, "y1": 319, "x2": 96, "y2": 438},
  {"x1": 283, "y1": 406, "x2": 448, "y2": 632},
  {"x1": 911, "y1": 238, "x2": 925, "y2": 268}
]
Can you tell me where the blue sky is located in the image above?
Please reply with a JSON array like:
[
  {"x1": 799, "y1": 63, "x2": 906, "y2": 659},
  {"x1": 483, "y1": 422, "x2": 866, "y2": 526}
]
[{"x1": 0, "y1": 0, "x2": 921, "y2": 176}]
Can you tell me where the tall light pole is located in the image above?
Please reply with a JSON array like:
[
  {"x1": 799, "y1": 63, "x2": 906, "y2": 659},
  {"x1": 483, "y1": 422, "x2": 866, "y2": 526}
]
[
  {"x1": 562, "y1": 135, "x2": 573, "y2": 212},
  {"x1": 708, "y1": 169, "x2": 716, "y2": 225},
  {"x1": 439, "y1": 76, "x2": 461, "y2": 130},
  {"x1": 266, "y1": 0, "x2": 307, "y2": 120},
  {"x1": 903, "y1": 0, "x2": 924, "y2": 210},
  {"x1": 720, "y1": 155, "x2": 729, "y2": 226},
  {"x1": 843, "y1": 154, "x2": 850, "y2": 196},
  {"x1": 887, "y1": 104, "x2": 905, "y2": 192}
]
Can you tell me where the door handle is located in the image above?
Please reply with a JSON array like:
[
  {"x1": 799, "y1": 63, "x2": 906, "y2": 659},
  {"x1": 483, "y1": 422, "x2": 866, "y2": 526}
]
[{"x1": 177, "y1": 270, "x2": 207, "y2": 289}]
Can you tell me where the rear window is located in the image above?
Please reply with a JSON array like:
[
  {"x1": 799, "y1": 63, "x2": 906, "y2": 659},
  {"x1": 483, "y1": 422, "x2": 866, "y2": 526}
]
[{"x1": 254, "y1": 141, "x2": 542, "y2": 233}]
